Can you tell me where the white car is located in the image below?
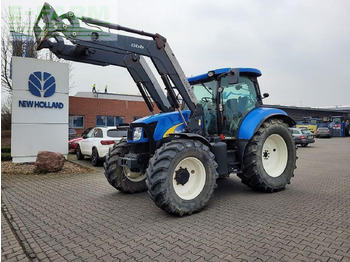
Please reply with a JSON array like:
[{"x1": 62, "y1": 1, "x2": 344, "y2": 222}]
[{"x1": 76, "y1": 126, "x2": 128, "y2": 166}]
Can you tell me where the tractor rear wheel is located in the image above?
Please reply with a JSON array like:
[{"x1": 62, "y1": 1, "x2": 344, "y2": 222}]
[
  {"x1": 146, "y1": 139, "x2": 218, "y2": 216},
  {"x1": 239, "y1": 119, "x2": 296, "y2": 192},
  {"x1": 104, "y1": 140, "x2": 147, "y2": 193}
]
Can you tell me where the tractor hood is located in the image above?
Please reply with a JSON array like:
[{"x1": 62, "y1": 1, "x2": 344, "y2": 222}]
[{"x1": 129, "y1": 110, "x2": 191, "y2": 142}]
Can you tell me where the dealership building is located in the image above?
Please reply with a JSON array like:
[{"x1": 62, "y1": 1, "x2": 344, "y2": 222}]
[
  {"x1": 69, "y1": 92, "x2": 160, "y2": 135},
  {"x1": 69, "y1": 91, "x2": 350, "y2": 136}
]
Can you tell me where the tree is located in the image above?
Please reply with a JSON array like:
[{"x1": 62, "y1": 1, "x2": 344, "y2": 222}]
[
  {"x1": 1, "y1": 7, "x2": 37, "y2": 93},
  {"x1": 1, "y1": 97, "x2": 12, "y2": 130}
]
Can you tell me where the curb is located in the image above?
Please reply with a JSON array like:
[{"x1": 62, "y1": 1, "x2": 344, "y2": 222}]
[{"x1": 1, "y1": 198, "x2": 38, "y2": 262}]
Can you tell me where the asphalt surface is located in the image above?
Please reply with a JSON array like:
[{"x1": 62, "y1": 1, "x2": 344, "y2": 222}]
[{"x1": 1, "y1": 138, "x2": 350, "y2": 261}]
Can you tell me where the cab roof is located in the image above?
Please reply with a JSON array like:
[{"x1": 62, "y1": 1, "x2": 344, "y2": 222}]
[{"x1": 187, "y1": 68, "x2": 262, "y2": 83}]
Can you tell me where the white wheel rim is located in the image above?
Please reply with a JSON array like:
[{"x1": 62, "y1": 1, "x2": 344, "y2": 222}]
[
  {"x1": 172, "y1": 157, "x2": 206, "y2": 200},
  {"x1": 262, "y1": 134, "x2": 288, "y2": 178},
  {"x1": 123, "y1": 167, "x2": 146, "y2": 182}
]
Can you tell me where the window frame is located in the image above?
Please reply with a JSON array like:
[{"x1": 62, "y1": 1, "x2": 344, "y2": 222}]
[{"x1": 69, "y1": 115, "x2": 84, "y2": 129}]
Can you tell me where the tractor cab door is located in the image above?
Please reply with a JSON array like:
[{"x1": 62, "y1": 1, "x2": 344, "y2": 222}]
[
  {"x1": 220, "y1": 76, "x2": 260, "y2": 138},
  {"x1": 191, "y1": 79, "x2": 218, "y2": 135}
]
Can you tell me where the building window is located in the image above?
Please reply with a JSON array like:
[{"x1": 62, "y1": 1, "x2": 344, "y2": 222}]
[
  {"x1": 69, "y1": 115, "x2": 84, "y2": 128},
  {"x1": 96, "y1": 116, "x2": 124, "y2": 127}
]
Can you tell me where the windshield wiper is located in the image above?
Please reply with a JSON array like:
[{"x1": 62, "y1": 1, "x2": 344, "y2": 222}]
[{"x1": 201, "y1": 83, "x2": 212, "y2": 95}]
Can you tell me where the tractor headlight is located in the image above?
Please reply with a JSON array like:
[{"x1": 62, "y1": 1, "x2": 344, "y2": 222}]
[{"x1": 133, "y1": 127, "x2": 143, "y2": 141}]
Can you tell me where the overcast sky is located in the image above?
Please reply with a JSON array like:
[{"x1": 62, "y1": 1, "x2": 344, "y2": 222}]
[{"x1": 2, "y1": 0, "x2": 350, "y2": 107}]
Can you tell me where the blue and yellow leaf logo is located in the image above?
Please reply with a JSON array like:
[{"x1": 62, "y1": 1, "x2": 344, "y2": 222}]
[{"x1": 28, "y1": 72, "x2": 56, "y2": 97}]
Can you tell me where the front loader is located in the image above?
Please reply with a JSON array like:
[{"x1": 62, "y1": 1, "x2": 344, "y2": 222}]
[{"x1": 34, "y1": 3, "x2": 297, "y2": 216}]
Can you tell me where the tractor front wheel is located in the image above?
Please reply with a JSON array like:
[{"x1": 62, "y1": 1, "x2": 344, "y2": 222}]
[
  {"x1": 239, "y1": 119, "x2": 296, "y2": 192},
  {"x1": 104, "y1": 140, "x2": 147, "y2": 193},
  {"x1": 146, "y1": 139, "x2": 218, "y2": 216}
]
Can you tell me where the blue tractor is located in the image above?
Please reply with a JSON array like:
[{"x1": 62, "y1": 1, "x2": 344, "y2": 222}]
[{"x1": 35, "y1": 3, "x2": 297, "y2": 216}]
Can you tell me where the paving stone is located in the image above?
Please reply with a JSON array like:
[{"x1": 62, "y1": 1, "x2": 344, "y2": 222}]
[{"x1": 1, "y1": 138, "x2": 350, "y2": 262}]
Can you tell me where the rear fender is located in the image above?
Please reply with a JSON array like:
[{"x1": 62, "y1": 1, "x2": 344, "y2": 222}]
[
  {"x1": 237, "y1": 107, "x2": 295, "y2": 167},
  {"x1": 238, "y1": 107, "x2": 295, "y2": 140}
]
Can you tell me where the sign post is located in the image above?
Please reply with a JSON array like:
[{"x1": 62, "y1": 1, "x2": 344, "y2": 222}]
[{"x1": 11, "y1": 57, "x2": 69, "y2": 163}]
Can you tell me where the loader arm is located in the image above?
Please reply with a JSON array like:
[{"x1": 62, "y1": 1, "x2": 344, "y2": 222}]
[
  {"x1": 45, "y1": 35, "x2": 171, "y2": 113},
  {"x1": 34, "y1": 3, "x2": 198, "y2": 114}
]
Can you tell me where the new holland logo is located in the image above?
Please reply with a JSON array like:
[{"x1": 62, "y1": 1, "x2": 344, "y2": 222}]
[
  {"x1": 18, "y1": 71, "x2": 64, "y2": 109},
  {"x1": 28, "y1": 71, "x2": 56, "y2": 97}
]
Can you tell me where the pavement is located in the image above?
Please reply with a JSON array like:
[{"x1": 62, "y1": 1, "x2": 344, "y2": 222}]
[{"x1": 1, "y1": 138, "x2": 350, "y2": 261}]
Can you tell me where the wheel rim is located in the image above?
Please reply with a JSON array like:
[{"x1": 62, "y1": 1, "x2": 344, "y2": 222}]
[
  {"x1": 123, "y1": 167, "x2": 146, "y2": 182},
  {"x1": 172, "y1": 157, "x2": 206, "y2": 200},
  {"x1": 262, "y1": 134, "x2": 288, "y2": 178}
]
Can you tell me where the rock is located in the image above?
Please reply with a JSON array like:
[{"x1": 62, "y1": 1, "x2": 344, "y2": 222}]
[{"x1": 34, "y1": 151, "x2": 65, "y2": 173}]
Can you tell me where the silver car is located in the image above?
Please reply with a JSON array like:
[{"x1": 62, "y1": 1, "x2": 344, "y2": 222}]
[
  {"x1": 289, "y1": 128, "x2": 315, "y2": 147},
  {"x1": 316, "y1": 127, "x2": 332, "y2": 138}
]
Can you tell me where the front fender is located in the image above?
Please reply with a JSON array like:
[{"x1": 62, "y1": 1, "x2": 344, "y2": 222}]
[
  {"x1": 168, "y1": 133, "x2": 211, "y2": 149},
  {"x1": 238, "y1": 107, "x2": 295, "y2": 140}
]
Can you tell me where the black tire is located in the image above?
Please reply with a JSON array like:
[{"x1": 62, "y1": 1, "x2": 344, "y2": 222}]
[
  {"x1": 146, "y1": 139, "x2": 218, "y2": 216},
  {"x1": 104, "y1": 140, "x2": 147, "y2": 193},
  {"x1": 91, "y1": 147, "x2": 100, "y2": 166},
  {"x1": 76, "y1": 145, "x2": 84, "y2": 160},
  {"x1": 345, "y1": 125, "x2": 350, "y2": 137},
  {"x1": 301, "y1": 143, "x2": 308, "y2": 147},
  {"x1": 238, "y1": 119, "x2": 296, "y2": 192}
]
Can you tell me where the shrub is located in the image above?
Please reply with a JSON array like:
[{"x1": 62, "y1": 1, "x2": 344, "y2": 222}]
[
  {"x1": 2, "y1": 146, "x2": 11, "y2": 153},
  {"x1": 2, "y1": 153, "x2": 12, "y2": 161},
  {"x1": 1, "y1": 146, "x2": 12, "y2": 161}
]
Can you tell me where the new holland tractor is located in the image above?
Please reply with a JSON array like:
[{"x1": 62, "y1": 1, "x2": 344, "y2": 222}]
[{"x1": 35, "y1": 3, "x2": 297, "y2": 216}]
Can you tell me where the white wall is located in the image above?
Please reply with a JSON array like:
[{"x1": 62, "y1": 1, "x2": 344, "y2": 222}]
[{"x1": 11, "y1": 57, "x2": 69, "y2": 163}]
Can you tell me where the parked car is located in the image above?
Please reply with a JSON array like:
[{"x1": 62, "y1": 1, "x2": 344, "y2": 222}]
[
  {"x1": 76, "y1": 126, "x2": 128, "y2": 166},
  {"x1": 316, "y1": 127, "x2": 332, "y2": 138},
  {"x1": 69, "y1": 137, "x2": 82, "y2": 153},
  {"x1": 69, "y1": 127, "x2": 78, "y2": 140},
  {"x1": 68, "y1": 127, "x2": 93, "y2": 153},
  {"x1": 289, "y1": 128, "x2": 315, "y2": 147}
]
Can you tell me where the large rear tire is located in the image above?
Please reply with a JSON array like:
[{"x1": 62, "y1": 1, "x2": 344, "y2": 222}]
[
  {"x1": 146, "y1": 139, "x2": 218, "y2": 216},
  {"x1": 104, "y1": 140, "x2": 147, "y2": 193},
  {"x1": 238, "y1": 119, "x2": 296, "y2": 192}
]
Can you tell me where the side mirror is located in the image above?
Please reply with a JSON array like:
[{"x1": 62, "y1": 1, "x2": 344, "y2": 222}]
[
  {"x1": 263, "y1": 93, "x2": 269, "y2": 99},
  {"x1": 82, "y1": 135, "x2": 87, "y2": 139},
  {"x1": 228, "y1": 68, "x2": 239, "y2": 85}
]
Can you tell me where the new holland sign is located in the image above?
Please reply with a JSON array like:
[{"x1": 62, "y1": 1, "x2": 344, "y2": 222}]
[
  {"x1": 18, "y1": 71, "x2": 64, "y2": 109},
  {"x1": 11, "y1": 57, "x2": 69, "y2": 163}
]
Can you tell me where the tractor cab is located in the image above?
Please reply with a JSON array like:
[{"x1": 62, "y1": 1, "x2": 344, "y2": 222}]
[{"x1": 188, "y1": 68, "x2": 264, "y2": 139}]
